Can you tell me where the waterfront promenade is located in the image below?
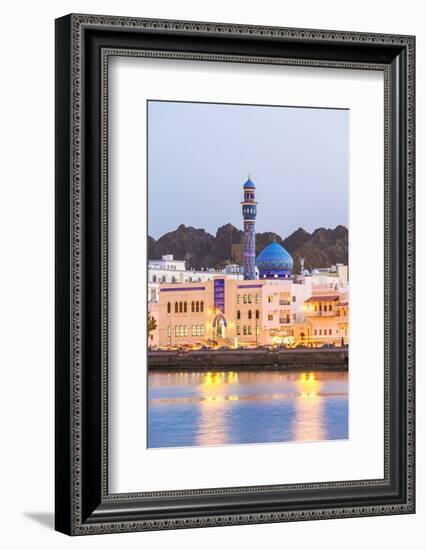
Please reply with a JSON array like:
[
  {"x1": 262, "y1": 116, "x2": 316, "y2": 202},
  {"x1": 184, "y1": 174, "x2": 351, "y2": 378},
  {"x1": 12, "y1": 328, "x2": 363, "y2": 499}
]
[{"x1": 148, "y1": 347, "x2": 348, "y2": 371}]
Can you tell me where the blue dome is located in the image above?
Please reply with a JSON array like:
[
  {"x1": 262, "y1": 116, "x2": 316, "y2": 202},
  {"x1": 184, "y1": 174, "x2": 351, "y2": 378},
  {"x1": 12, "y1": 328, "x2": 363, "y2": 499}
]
[
  {"x1": 256, "y1": 241, "x2": 293, "y2": 279},
  {"x1": 243, "y1": 178, "x2": 256, "y2": 189}
]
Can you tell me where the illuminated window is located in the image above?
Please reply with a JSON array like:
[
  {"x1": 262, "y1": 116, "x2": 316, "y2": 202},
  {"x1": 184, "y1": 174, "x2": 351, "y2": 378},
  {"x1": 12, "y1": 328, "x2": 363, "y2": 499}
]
[
  {"x1": 196, "y1": 325, "x2": 200, "y2": 336},
  {"x1": 255, "y1": 294, "x2": 260, "y2": 304},
  {"x1": 248, "y1": 294, "x2": 252, "y2": 303},
  {"x1": 201, "y1": 325, "x2": 205, "y2": 336},
  {"x1": 237, "y1": 294, "x2": 241, "y2": 304},
  {"x1": 175, "y1": 326, "x2": 179, "y2": 337},
  {"x1": 248, "y1": 326, "x2": 252, "y2": 335},
  {"x1": 192, "y1": 325, "x2": 196, "y2": 336},
  {"x1": 237, "y1": 325, "x2": 241, "y2": 335},
  {"x1": 268, "y1": 314, "x2": 273, "y2": 321},
  {"x1": 268, "y1": 296, "x2": 273, "y2": 303},
  {"x1": 167, "y1": 302, "x2": 171, "y2": 314},
  {"x1": 167, "y1": 325, "x2": 171, "y2": 337},
  {"x1": 256, "y1": 326, "x2": 260, "y2": 335},
  {"x1": 243, "y1": 326, "x2": 247, "y2": 335},
  {"x1": 243, "y1": 294, "x2": 247, "y2": 303}
]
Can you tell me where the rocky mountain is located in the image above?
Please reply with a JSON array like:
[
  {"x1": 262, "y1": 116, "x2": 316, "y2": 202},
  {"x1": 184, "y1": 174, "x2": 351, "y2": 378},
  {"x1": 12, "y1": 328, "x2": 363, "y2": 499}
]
[{"x1": 149, "y1": 223, "x2": 348, "y2": 271}]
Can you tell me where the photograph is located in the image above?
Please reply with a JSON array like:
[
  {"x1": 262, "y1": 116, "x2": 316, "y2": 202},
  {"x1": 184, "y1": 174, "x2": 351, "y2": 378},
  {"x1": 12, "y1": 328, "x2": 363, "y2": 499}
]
[{"x1": 147, "y1": 100, "x2": 350, "y2": 449}]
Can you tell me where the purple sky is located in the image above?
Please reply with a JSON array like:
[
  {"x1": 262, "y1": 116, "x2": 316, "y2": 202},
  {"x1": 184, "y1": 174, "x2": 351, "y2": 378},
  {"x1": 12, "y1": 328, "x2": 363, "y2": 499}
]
[{"x1": 148, "y1": 100, "x2": 348, "y2": 240}]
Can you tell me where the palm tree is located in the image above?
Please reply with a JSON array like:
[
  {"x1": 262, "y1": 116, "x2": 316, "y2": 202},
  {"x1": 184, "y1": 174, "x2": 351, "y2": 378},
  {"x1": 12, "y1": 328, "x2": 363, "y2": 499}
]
[{"x1": 148, "y1": 315, "x2": 157, "y2": 336}]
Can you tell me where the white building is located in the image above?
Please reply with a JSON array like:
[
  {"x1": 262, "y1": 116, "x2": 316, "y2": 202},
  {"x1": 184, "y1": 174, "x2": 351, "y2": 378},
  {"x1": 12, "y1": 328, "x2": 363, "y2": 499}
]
[{"x1": 148, "y1": 255, "x2": 244, "y2": 304}]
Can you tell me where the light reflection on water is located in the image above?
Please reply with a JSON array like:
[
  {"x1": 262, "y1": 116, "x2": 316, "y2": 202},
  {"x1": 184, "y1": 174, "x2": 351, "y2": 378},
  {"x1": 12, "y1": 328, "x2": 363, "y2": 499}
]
[{"x1": 147, "y1": 370, "x2": 348, "y2": 448}]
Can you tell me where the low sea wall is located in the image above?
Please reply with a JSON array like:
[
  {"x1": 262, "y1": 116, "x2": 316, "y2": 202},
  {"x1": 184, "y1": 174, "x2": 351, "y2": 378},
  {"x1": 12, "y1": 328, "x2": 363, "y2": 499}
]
[{"x1": 148, "y1": 348, "x2": 348, "y2": 371}]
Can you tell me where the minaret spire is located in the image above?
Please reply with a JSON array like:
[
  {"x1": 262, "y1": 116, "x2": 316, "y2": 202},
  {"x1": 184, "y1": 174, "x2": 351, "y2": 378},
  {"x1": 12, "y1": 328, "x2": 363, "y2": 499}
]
[{"x1": 241, "y1": 176, "x2": 257, "y2": 280}]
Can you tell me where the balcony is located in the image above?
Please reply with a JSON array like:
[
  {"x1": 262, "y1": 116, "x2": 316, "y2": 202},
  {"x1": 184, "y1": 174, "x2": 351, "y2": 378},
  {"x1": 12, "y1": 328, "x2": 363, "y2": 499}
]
[
  {"x1": 279, "y1": 300, "x2": 291, "y2": 306},
  {"x1": 304, "y1": 310, "x2": 336, "y2": 318}
]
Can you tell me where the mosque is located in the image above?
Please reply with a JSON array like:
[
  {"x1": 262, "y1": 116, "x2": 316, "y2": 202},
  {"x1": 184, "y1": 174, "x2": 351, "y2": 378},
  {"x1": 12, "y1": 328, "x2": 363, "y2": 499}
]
[{"x1": 148, "y1": 177, "x2": 349, "y2": 349}]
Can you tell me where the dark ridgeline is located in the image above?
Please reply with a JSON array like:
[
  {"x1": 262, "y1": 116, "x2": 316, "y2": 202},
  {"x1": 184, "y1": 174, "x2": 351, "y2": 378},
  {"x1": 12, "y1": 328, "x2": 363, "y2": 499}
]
[{"x1": 148, "y1": 223, "x2": 348, "y2": 271}]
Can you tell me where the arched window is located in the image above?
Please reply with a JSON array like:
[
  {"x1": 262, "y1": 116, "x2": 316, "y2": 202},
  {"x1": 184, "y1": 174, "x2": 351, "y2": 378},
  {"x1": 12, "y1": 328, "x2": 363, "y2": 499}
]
[
  {"x1": 179, "y1": 301, "x2": 183, "y2": 313},
  {"x1": 196, "y1": 301, "x2": 199, "y2": 312},
  {"x1": 191, "y1": 301, "x2": 195, "y2": 313},
  {"x1": 243, "y1": 294, "x2": 247, "y2": 304},
  {"x1": 248, "y1": 310, "x2": 252, "y2": 320},
  {"x1": 184, "y1": 302, "x2": 187, "y2": 313},
  {"x1": 256, "y1": 309, "x2": 259, "y2": 319},
  {"x1": 167, "y1": 302, "x2": 171, "y2": 314},
  {"x1": 174, "y1": 302, "x2": 178, "y2": 313},
  {"x1": 200, "y1": 301, "x2": 204, "y2": 312},
  {"x1": 237, "y1": 310, "x2": 241, "y2": 320},
  {"x1": 152, "y1": 274, "x2": 157, "y2": 282},
  {"x1": 171, "y1": 276, "x2": 176, "y2": 283},
  {"x1": 161, "y1": 275, "x2": 166, "y2": 283}
]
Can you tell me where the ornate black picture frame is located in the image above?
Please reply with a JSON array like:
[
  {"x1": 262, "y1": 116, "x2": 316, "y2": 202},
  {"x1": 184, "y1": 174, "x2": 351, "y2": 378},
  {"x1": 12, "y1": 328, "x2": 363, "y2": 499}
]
[{"x1": 55, "y1": 13, "x2": 415, "y2": 535}]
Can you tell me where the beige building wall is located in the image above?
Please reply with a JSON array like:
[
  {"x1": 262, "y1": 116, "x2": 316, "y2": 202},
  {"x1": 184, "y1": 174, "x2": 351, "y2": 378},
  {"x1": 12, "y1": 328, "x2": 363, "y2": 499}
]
[{"x1": 150, "y1": 270, "x2": 349, "y2": 349}]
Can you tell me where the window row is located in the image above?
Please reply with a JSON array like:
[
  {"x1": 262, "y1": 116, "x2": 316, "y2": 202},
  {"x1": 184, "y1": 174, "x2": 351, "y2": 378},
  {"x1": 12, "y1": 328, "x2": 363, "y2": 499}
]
[
  {"x1": 314, "y1": 303, "x2": 333, "y2": 312},
  {"x1": 236, "y1": 325, "x2": 260, "y2": 336},
  {"x1": 151, "y1": 275, "x2": 203, "y2": 283},
  {"x1": 236, "y1": 293, "x2": 260, "y2": 304},
  {"x1": 313, "y1": 328, "x2": 336, "y2": 336},
  {"x1": 236, "y1": 309, "x2": 260, "y2": 320},
  {"x1": 167, "y1": 301, "x2": 204, "y2": 314},
  {"x1": 167, "y1": 325, "x2": 206, "y2": 337}
]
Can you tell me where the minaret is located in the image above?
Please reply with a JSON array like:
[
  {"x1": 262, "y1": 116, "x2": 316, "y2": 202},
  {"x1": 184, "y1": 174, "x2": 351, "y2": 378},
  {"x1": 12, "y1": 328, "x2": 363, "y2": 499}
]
[{"x1": 241, "y1": 176, "x2": 257, "y2": 280}]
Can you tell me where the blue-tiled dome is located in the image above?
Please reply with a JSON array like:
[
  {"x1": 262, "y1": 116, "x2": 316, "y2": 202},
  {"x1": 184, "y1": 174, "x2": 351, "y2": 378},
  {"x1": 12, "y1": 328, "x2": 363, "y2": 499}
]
[
  {"x1": 243, "y1": 178, "x2": 256, "y2": 189},
  {"x1": 256, "y1": 241, "x2": 293, "y2": 279}
]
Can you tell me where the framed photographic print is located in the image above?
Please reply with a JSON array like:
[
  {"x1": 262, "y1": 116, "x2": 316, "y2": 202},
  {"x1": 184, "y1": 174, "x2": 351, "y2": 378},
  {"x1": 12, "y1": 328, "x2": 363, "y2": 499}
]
[{"x1": 55, "y1": 14, "x2": 415, "y2": 535}]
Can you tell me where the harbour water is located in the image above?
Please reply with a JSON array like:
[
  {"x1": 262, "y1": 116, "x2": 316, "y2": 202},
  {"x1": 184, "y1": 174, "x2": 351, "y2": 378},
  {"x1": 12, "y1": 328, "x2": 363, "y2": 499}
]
[{"x1": 147, "y1": 370, "x2": 348, "y2": 448}]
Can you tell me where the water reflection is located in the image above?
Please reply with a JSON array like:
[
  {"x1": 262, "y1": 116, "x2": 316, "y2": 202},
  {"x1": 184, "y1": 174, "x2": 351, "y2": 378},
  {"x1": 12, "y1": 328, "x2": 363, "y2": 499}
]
[
  {"x1": 292, "y1": 372, "x2": 325, "y2": 441},
  {"x1": 147, "y1": 370, "x2": 348, "y2": 448}
]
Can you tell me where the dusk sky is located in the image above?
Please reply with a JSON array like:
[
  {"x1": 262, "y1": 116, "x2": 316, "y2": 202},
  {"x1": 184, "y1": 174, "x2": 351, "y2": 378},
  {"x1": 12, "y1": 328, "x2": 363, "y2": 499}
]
[{"x1": 148, "y1": 101, "x2": 348, "y2": 240}]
